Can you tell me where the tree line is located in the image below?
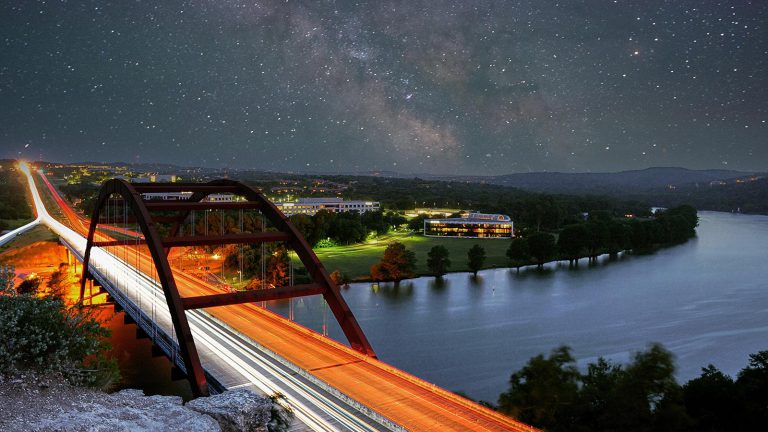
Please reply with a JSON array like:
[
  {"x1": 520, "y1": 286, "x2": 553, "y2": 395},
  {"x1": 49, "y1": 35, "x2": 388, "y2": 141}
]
[
  {"x1": 370, "y1": 242, "x2": 488, "y2": 282},
  {"x1": 506, "y1": 205, "x2": 698, "y2": 269},
  {"x1": 368, "y1": 206, "x2": 698, "y2": 283},
  {"x1": 0, "y1": 264, "x2": 119, "y2": 389},
  {"x1": 0, "y1": 169, "x2": 34, "y2": 229},
  {"x1": 495, "y1": 343, "x2": 768, "y2": 432},
  {"x1": 288, "y1": 210, "x2": 406, "y2": 246}
]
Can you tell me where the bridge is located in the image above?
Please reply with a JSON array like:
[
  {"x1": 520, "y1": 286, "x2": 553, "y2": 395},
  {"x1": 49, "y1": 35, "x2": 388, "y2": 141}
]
[{"x1": 18, "y1": 162, "x2": 537, "y2": 432}]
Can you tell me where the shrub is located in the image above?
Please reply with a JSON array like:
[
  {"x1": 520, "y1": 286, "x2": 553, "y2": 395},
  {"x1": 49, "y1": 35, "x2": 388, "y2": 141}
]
[{"x1": 0, "y1": 266, "x2": 119, "y2": 388}]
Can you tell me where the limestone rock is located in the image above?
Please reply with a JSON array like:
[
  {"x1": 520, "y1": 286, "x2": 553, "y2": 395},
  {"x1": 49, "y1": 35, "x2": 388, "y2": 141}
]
[
  {"x1": 186, "y1": 389, "x2": 272, "y2": 432},
  {"x1": 31, "y1": 389, "x2": 221, "y2": 432}
]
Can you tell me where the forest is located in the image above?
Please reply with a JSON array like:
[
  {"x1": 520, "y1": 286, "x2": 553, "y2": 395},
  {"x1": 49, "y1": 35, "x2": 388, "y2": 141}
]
[
  {"x1": 0, "y1": 167, "x2": 34, "y2": 230},
  {"x1": 496, "y1": 343, "x2": 768, "y2": 432}
]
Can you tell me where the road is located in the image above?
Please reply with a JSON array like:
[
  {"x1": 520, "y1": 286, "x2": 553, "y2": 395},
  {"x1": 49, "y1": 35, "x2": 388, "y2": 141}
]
[{"x1": 29, "y1": 163, "x2": 537, "y2": 432}]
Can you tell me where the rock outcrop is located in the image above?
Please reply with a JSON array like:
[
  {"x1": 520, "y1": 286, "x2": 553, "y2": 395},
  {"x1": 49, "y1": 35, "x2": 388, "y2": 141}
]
[
  {"x1": 187, "y1": 389, "x2": 272, "y2": 432},
  {"x1": 1, "y1": 374, "x2": 274, "y2": 432},
  {"x1": 31, "y1": 389, "x2": 222, "y2": 432}
]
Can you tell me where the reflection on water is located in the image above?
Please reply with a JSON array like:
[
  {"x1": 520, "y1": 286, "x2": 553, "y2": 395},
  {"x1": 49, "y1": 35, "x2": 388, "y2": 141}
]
[
  {"x1": 269, "y1": 212, "x2": 768, "y2": 403},
  {"x1": 11, "y1": 212, "x2": 766, "y2": 404}
]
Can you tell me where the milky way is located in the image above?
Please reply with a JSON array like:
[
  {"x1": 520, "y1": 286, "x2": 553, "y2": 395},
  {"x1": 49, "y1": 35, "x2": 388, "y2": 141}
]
[{"x1": 1, "y1": 1, "x2": 766, "y2": 174}]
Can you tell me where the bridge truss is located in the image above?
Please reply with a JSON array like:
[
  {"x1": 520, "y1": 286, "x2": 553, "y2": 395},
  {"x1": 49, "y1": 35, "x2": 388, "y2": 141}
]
[{"x1": 80, "y1": 179, "x2": 376, "y2": 396}]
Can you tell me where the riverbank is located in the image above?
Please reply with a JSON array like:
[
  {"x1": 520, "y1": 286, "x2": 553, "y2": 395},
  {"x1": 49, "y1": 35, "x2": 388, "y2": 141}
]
[
  {"x1": 311, "y1": 231, "x2": 512, "y2": 280},
  {"x1": 309, "y1": 230, "x2": 695, "y2": 282},
  {"x1": 281, "y1": 211, "x2": 766, "y2": 403}
]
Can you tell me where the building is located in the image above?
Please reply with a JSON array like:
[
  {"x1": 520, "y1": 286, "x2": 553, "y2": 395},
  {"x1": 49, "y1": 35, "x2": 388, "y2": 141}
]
[
  {"x1": 140, "y1": 192, "x2": 234, "y2": 202},
  {"x1": 404, "y1": 208, "x2": 464, "y2": 218},
  {"x1": 275, "y1": 197, "x2": 380, "y2": 216},
  {"x1": 424, "y1": 213, "x2": 513, "y2": 239},
  {"x1": 151, "y1": 174, "x2": 178, "y2": 183}
]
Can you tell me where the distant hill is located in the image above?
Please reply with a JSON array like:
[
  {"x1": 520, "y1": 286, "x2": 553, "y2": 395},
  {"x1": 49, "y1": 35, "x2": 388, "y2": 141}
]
[
  {"x1": 476, "y1": 167, "x2": 753, "y2": 194},
  {"x1": 630, "y1": 176, "x2": 768, "y2": 215}
]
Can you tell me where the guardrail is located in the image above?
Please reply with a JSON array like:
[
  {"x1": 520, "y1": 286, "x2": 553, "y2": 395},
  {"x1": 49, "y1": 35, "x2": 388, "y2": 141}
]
[
  {"x1": 203, "y1": 309, "x2": 406, "y2": 432},
  {"x1": 61, "y1": 239, "x2": 227, "y2": 394}
]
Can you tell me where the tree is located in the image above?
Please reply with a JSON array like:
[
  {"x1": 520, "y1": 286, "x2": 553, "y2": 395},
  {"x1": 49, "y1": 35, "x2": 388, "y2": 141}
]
[
  {"x1": 17, "y1": 276, "x2": 41, "y2": 295},
  {"x1": 630, "y1": 221, "x2": 649, "y2": 250},
  {"x1": 467, "y1": 244, "x2": 486, "y2": 276},
  {"x1": 527, "y1": 232, "x2": 557, "y2": 268},
  {"x1": 498, "y1": 346, "x2": 580, "y2": 431},
  {"x1": 288, "y1": 214, "x2": 315, "y2": 245},
  {"x1": 47, "y1": 263, "x2": 70, "y2": 299},
  {"x1": 370, "y1": 242, "x2": 417, "y2": 283},
  {"x1": 607, "y1": 221, "x2": 631, "y2": 255},
  {"x1": 736, "y1": 350, "x2": 768, "y2": 428},
  {"x1": 384, "y1": 211, "x2": 407, "y2": 230},
  {"x1": 361, "y1": 210, "x2": 388, "y2": 236},
  {"x1": 0, "y1": 292, "x2": 118, "y2": 389},
  {"x1": 613, "y1": 343, "x2": 684, "y2": 430},
  {"x1": 499, "y1": 343, "x2": 690, "y2": 432},
  {"x1": 683, "y1": 365, "x2": 738, "y2": 432},
  {"x1": 407, "y1": 214, "x2": 430, "y2": 232},
  {"x1": 329, "y1": 212, "x2": 366, "y2": 245},
  {"x1": 558, "y1": 224, "x2": 589, "y2": 265},
  {"x1": 585, "y1": 221, "x2": 610, "y2": 262},
  {"x1": 0, "y1": 264, "x2": 15, "y2": 296},
  {"x1": 311, "y1": 210, "x2": 335, "y2": 243},
  {"x1": 329, "y1": 270, "x2": 343, "y2": 286},
  {"x1": 665, "y1": 205, "x2": 698, "y2": 235},
  {"x1": 506, "y1": 238, "x2": 530, "y2": 270},
  {"x1": 329, "y1": 270, "x2": 350, "y2": 287},
  {"x1": 266, "y1": 247, "x2": 290, "y2": 287},
  {"x1": 521, "y1": 196, "x2": 563, "y2": 232},
  {"x1": 426, "y1": 245, "x2": 451, "y2": 278},
  {"x1": 665, "y1": 214, "x2": 692, "y2": 244}
]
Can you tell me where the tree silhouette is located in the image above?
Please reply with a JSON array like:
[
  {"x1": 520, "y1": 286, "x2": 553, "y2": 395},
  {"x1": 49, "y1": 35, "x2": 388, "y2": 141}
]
[{"x1": 467, "y1": 244, "x2": 486, "y2": 276}]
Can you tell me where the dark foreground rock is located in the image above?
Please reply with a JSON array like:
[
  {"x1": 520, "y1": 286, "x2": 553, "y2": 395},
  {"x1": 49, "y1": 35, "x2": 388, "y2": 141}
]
[
  {"x1": 0, "y1": 374, "x2": 274, "y2": 432},
  {"x1": 187, "y1": 389, "x2": 272, "y2": 432}
]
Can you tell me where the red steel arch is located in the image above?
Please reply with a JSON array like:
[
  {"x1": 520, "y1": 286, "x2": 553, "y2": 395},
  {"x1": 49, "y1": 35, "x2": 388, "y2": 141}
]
[{"x1": 80, "y1": 179, "x2": 376, "y2": 396}]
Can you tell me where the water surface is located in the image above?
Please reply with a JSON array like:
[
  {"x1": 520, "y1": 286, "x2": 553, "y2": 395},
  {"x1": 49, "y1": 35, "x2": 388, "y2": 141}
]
[{"x1": 271, "y1": 211, "x2": 768, "y2": 402}]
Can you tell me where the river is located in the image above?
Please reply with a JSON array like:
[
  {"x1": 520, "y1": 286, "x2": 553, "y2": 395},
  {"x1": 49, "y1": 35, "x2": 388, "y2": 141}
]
[
  {"x1": 105, "y1": 211, "x2": 768, "y2": 404},
  {"x1": 266, "y1": 211, "x2": 768, "y2": 403}
]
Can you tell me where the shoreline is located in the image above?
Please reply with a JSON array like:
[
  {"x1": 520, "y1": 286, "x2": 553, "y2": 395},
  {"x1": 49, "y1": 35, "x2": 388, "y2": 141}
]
[{"x1": 338, "y1": 240, "x2": 692, "y2": 284}]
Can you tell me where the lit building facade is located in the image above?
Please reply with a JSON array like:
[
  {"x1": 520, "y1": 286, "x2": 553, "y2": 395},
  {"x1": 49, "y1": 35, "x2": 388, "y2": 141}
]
[
  {"x1": 275, "y1": 197, "x2": 380, "y2": 216},
  {"x1": 140, "y1": 192, "x2": 234, "y2": 202},
  {"x1": 424, "y1": 213, "x2": 513, "y2": 238}
]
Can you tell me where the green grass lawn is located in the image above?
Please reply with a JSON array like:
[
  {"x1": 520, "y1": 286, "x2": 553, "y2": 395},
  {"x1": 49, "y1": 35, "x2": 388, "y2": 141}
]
[{"x1": 309, "y1": 231, "x2": 512, "y2": 280}]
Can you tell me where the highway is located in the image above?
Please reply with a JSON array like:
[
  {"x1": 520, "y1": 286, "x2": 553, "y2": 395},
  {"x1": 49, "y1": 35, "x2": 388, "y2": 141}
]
[
  {"x1": 23, "y1": 162, "x2": 393, "y2": 432},
  {"x1": 24, "y1": 162, "x2": 537, "y2": 432}
]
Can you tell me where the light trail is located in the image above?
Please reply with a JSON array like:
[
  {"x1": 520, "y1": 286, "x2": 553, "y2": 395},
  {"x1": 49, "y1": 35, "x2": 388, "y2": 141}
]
[
  {"x1": 21, "y1": 162, "x2": 538, "y2": 432},
  {"x1": 19, "y1": 162, "x2": 392, "y2": 432}
]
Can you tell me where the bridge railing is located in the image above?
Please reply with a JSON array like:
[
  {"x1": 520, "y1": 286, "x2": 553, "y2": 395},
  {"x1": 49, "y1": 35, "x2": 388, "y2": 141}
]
[
  {"x1": 199, "y1": 307, "x2": 407, "y2": 432},
  {"x1": 64, "y1": 238, "x2": 227, "y2": 393}
]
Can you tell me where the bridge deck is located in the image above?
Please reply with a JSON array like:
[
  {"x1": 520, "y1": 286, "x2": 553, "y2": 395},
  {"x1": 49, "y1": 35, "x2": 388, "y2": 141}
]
[{"x1": 34, "y1": 166, "x2": 536, "y2": 432}]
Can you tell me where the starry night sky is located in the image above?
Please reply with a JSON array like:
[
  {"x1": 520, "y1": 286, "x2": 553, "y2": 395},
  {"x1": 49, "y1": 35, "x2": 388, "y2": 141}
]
[{"x1": 1, "y1": 1, "x2": 766, "y2": 175}]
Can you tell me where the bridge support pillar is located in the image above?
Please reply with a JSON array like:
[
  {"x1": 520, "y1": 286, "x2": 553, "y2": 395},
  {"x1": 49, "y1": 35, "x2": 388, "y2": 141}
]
[
  {"x1": 170, "y1": 366, "x2": 186, "y2": 382},
  {"x1": 151, "y1": 344, "x2": 165, "y2": 358}
]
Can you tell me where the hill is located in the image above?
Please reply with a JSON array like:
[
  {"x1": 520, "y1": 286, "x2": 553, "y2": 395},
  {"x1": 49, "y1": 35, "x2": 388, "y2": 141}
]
[{"x1": 478, "y1": 167, "x2": 752, "y2": 194}]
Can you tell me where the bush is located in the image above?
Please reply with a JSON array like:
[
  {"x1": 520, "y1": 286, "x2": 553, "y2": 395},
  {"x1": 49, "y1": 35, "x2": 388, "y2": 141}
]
[
  {"x1": 0, "y1": 266, "x2": 119, "y2": 388},
  {"x1": 315, "y1": 238, "x2": 339, "y2": 248}
]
